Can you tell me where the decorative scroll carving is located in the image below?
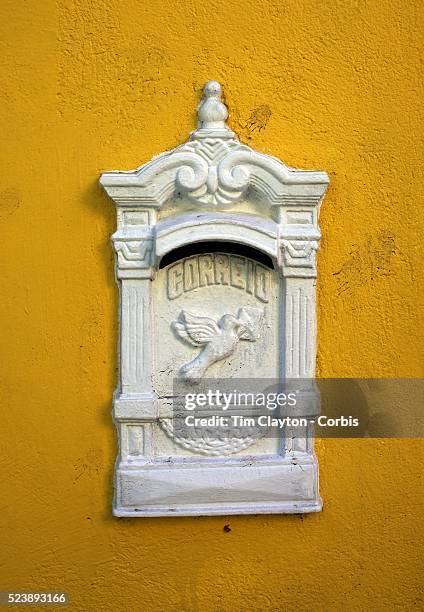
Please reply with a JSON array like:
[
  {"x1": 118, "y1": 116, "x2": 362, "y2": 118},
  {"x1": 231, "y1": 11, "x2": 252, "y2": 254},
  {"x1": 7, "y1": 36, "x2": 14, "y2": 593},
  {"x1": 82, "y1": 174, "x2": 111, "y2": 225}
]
[
  {"x1": 172, "y1": 138, "x2": 248, "y2": 207},
  {"x1": 100, "y1": 81, "x2": 329, "y2": 210},
  {"x1": 172, "y1": 307, "x2": 263, "y2": 382}
]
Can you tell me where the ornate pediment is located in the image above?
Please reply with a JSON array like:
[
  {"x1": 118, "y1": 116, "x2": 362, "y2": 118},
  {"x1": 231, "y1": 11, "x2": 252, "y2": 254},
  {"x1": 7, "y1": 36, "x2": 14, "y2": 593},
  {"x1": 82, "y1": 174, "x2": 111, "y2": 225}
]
[{"x1": 100, "y1": 81, "x2": 328, "y2": 210}]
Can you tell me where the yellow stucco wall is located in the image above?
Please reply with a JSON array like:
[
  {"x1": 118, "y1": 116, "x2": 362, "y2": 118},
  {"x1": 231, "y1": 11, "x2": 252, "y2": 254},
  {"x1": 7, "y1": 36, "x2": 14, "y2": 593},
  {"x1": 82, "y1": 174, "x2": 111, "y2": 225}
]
[{"x1": 1, "y1": 1, "x2": 423, "y2": 610}]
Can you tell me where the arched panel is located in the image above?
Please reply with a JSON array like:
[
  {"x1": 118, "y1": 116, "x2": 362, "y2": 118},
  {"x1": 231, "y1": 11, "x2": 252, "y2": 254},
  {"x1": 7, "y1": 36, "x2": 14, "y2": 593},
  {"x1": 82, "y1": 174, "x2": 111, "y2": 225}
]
[{"x1": 155, "y1": 212, "x2": 279, "y2": 264}]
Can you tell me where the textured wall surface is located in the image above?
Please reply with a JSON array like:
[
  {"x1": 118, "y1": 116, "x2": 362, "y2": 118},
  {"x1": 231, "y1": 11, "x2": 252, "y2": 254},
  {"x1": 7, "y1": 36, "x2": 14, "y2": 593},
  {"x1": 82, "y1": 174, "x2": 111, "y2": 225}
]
[{"x1": 1, "y1": 1, "x2": 423, "y2": 610}]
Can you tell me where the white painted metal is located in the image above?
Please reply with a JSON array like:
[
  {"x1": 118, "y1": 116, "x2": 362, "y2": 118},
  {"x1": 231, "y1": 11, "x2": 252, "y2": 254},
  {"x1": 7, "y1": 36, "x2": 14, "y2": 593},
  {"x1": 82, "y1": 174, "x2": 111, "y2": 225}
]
[{"x1": 100, "y1": 81, "x2": 329, "y2": 516}]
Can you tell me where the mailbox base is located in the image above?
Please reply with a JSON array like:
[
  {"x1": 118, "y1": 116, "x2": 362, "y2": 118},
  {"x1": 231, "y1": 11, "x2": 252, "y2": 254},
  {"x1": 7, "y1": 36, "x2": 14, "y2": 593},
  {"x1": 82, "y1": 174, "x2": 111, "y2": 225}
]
[{"x1": 114, "y1": 458, "x2": 321, "y2": 517}]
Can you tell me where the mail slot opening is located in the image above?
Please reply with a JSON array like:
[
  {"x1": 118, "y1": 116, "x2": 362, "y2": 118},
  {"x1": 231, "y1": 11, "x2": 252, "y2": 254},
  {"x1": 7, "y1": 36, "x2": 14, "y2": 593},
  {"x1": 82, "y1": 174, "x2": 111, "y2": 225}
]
[{"x1": 159, "y1": 241, "x2": 274, "y2": 269}]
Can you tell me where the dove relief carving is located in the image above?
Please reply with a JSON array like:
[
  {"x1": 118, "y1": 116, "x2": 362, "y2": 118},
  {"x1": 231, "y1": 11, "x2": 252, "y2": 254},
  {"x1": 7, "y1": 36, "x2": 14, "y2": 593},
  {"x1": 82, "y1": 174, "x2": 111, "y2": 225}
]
[{"x1": 172, "y1": 307, "x2": 263, "y2": 381}]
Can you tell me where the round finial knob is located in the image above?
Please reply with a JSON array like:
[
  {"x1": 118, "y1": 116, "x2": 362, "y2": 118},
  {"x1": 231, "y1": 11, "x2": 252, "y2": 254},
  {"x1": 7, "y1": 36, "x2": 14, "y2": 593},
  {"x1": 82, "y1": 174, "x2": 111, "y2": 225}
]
[
  {"x1": 203, "y1": 80, "x2": 222, "y2": 97},
  {"x1": 197, "y1": 80, "x2": 228, "y2": 128}
]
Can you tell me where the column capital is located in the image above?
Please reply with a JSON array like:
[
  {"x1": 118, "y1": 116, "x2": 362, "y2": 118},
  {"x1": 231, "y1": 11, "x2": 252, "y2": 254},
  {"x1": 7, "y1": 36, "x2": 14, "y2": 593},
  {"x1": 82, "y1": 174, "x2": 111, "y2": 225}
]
[
  {"x1": 112, "y1": 228, "x2": 156, "y2": 279},
  {"x1": 277, "y1": 226, "x2": 321, "y2": 278}
]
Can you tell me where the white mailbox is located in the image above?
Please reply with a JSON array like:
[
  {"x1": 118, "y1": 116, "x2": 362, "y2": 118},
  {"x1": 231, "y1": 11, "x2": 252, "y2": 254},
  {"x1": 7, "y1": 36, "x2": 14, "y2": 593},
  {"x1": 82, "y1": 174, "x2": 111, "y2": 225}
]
[{"x1": 100, "y1": 81, "x2": 329, "y2": 516}]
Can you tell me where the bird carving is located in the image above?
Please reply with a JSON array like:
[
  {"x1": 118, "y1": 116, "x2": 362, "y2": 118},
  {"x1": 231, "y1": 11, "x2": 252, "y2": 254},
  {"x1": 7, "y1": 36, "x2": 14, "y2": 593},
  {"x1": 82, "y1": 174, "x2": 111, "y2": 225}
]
[{"x1": 172, "y1": 307, "x2": 263, "y2": 382}]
